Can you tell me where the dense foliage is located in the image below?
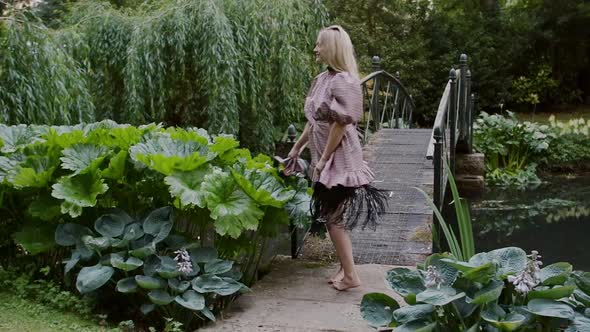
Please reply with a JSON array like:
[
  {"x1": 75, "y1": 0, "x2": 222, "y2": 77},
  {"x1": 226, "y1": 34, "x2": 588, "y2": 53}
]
[
  {"x1": 325, "y1": 0, "x2": 590, "y2": 123},
  {"x1": 0, "y1": 0, "x2": 327, "y2": 153},
  {"x1": 473, "y1": 112, "x2": 590, "y2": 188},
  {"x1": 361, "y1": 248, "x2": 590, "y2": 331},
  {"x1": 0, "y1": 120, "x2": 310, "y2": 280},
  {"x1": 0, "y1": 120, "x2": 311, "y2": 327}
]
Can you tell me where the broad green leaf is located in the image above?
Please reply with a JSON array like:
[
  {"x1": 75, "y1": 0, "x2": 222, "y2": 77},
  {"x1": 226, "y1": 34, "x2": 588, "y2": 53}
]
[
  {"x1": 573, "y1": 272, "x2": 590, "y2": 295},
  {"x1": 142, "y1": 206, "x2": 173, "y2": 243},
  {"x1": 284, "y1": 178, "x2": 312, "y2": 228},
  {"x1": 539, "y1": 262, "x2": 572, "y2": 286},
  {"x1": 392, "y1": 304, "x2": 434, "y2": 325},
  {"x1": 0, "y1": 156, "x2": 20, "y2": 183},
  {"x1": 424, "y1": 253, "x2": 458, "y2": 286},
  {"x1": 394, "y1": 320, "x2": 436, "y2": 332},
  {"x1": 60, "y1": 144, "x2": 110, "y2": 175},
  {"x1": 102, "y1": 150, "x2": 127, "y2": 179},
  {"x1": 416, "y1": 286, "x2": 465, "y2": 306},
  {"x1": 200, "y1": 307, "x2": 216, "y2": 321},
  {"x1": 462, "y1": 262, "x2": 497, "y2": 284},
  {"x1": 209, "y1": 135, "x2": 239, "y2": 155},
  {"x1": 487, "y1": 247, "x2": 527, "y2": 279},
  {"x1": 27, "y1": 195, "x2": 62, "y2": 221},
  {"x1": 164, "y1": 167, "x2": 209, "y2": 208},
  {"x1": 123, "y1": 223, "x2": 144, "y2": 241},
  {"x1": 528, "y1": 285, "x2": 575, "y2": 300},
  {"x1": 13, "y1": 221, "x2": 55, "y2": 255},
  {"x1": 168, "y1": 279, "x2": 191, "y2": 293},
  {"x1": 156, "y1": 256, "x2": 180, "y2": 279},
  {"x1": 175, "y1": 290, "x2": 205, "y2": 311},
  {"x1": 111, "y1": 254, "x2": 143, "y2": 272},
  {"x1": 0, "y1": 124, "x2": 43, "y2": 153},
  {"x1": 231, "y1": 165, "x2": 295, "y2": 207},
  {"x1": 143, "y1": 255, "x2": 161, "y2": 277},
  {"x1": 82, "y1": 235, "x2": 111, "y2": 252},
  {"x1": 190, "y1": 247, "x2": 218, "y2": 263},
  {"x1": 76, "y1": 264, "x2": 114, "y2": 294},
  {"x1": 467, "y1": 280, "x2": 504, "y2": 304},
  {"x1": 202, "y1": 169, "x2": 263, "y2": 238},
  {"x1": 135, "y1": 275, "x2": 166, "y2": 290},
  {"x1": 129, "y1": 242, "x2": 156, "y2": 259},
  {"x1": 385, "y1": 268, "x2": 426, "y2": 297},
  {"x1": 573, "y1": 289, "x2": 590, "y2": 306},
  {"x1": 565, "y1": 313, "x2": 590, "y2": 332},
  {"x1": 526, "y1": 299, "x2": 575, "y2": 319},
  {"x1": 86, "y1": 126, "x2": 142, "y2": 149},
  {"x1": 55, "y1": 223, "x2": 93, "y2": 246},
  {"x1": 481, "y1": 311, "x2": 526, "y2": 331},
  {"x1": 9, "y1": 155, "x2": 57, "y2": 189},
  {"x1": 167, "y1": 127, "x2": 210, "y2": 145},
  {"x1": 148, "y1": 289, "x2": 174, "y2": 305},
  {"x1": 52, "y1": 173, "x2": 109, "y2": 217},
  {"x1": 360, "y1": 293, "x2": 398, "y2": 327},
  {"x1": 205, "y1": 259, "x2": 233, "y2": 275},
  {"x1": 130, "y1": 135, "x2": 215, "y2": 175},
  {"x1": 117, "y1": 277, "x2": 138, "y2": 293},
  {"x1": 191, "y1": 275, "x2": 245, "y2": 296},
  {"x1": 95, "y1": 214, "x2": 126, "y2": 238}
]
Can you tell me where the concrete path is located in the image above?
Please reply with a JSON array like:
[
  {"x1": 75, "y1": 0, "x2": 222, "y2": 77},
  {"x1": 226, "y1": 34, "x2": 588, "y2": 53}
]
[{"x1": 201, "y1": 257, "x2": 405, "y2": 332}]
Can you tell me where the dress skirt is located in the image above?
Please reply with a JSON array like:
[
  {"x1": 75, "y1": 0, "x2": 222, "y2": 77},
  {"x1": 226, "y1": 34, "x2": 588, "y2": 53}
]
[{"x1": 310, "y1": 182, "x2": 388, "y2": 231}]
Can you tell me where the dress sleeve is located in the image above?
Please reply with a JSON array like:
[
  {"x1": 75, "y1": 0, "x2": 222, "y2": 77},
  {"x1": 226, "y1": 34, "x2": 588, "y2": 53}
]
[{"x1": 328, "y1": 73, "x2": 363, "y2": 125}]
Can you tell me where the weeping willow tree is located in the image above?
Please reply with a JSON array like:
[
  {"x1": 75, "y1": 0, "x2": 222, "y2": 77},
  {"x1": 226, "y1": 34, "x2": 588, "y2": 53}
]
[
  {"x1": 0, "y1": 0, "x2": 327, "y2": 152},
  {"x1": 0, "y1": 16, "x2": 95, "y2": 125}
]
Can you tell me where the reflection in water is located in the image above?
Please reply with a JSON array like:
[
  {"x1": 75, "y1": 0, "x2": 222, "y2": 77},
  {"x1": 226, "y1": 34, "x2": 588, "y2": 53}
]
[{"x1": 470, "y1": 175, "x2": 590, "y2": 271}]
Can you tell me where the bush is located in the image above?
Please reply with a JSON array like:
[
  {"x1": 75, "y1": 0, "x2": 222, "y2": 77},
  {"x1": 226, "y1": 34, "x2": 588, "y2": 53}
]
[
  {"x1": 0, "y1": 120, "x2": 311, "y2": 284},
  {"x1": 361, "y1": 248, "x2": 590, "y2": 331}
]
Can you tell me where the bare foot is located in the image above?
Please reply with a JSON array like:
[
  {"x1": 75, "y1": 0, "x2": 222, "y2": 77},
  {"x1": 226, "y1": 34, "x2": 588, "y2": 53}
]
[
  {"x1": 332, "y1": 275, "x2": 361, "y2": 291},
  {"x1": 328, "y1": 268, "x2": 344, "y2": 284}
]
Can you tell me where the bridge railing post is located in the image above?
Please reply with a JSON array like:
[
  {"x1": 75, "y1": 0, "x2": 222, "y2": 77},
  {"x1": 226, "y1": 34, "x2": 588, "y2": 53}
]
[
  {"x1": 371, "y1": 56, "x2": 381, "y2": 132},
  {"x1": 469, "y1": 93, "x2": 477, "y2": 154},
  {"x1": 458, "y1": 54, "x2": 467, "y2": 144},
  {"x1": 394, "y1": 71, "x2": 401, "y2": 128},
  {"x1": 286, "y1": 124, "x2": 299, "y2": 259},
  {"x1": 449, "y1": 68, "x2": 458, "y2": 175}
]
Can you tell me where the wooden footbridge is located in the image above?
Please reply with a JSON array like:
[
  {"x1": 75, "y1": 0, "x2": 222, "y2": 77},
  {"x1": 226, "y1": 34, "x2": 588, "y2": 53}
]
[{"x1": 292, "y1": 54, "x2": 477, "y2": 266}]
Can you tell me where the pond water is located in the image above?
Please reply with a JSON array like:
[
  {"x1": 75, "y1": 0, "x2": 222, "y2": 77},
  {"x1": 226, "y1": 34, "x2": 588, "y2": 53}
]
[{"x1": 469, "y1": 174, "x2": 590, "y2": 271}]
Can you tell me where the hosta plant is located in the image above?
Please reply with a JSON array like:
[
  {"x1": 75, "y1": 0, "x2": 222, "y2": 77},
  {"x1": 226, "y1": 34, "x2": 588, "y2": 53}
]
[
  {"x1": 361, "y1": 247, "x2": 590, "y2": 331},
  {"x1": 57, "y1": 206, "x2": 248, "y2": 324}
]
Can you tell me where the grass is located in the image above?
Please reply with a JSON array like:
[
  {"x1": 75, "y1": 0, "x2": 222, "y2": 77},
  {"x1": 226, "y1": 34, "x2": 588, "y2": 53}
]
[
  {"x1": 515, "y1": 105, "x2": 590, "y2": 123},
  {"x1": 0, "y1": 292, "x2": 113, "y2": 332}
]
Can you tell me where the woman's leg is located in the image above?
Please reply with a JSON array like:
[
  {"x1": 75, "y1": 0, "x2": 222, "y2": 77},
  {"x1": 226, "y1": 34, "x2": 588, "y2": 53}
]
[
  {"x1": 327, "y1": 229, "x2": 344, "y2": 283},
  {"x1": 327, "y1": 220, "x2": 361, "y2": 291}
]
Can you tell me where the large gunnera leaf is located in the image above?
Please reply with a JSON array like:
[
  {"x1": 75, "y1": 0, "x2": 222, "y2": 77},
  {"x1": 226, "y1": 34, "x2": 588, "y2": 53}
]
[
  {"x1": 202, "y1": 169, "x2": 263, "y2": 238},
  {"x1": 52, "y1": 172, "x2": 109, "y2": 217},
  {"x1": 129, "y1": 135, "x2": 215, "y2": 175},
  {"x1": 231, "y1": 165, "x2": 295, "y2": 208},
  {"x1": 0, "y1": 124, "x2": 43, "y2": 153},
  {"x1": 164, "y1": 167, "x2": 209, "y2": 208},
  {"x1": 60, "y1": 143, "x2": 110, "y2": 175}
]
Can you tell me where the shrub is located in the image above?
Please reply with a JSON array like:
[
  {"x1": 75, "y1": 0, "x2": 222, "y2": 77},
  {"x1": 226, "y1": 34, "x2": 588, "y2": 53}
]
[
  {"x1": 361, "y1": 248, "x2": 590, "y2": 331},
  {"x1": 0, "y1": 120, "x2": 311, "y2": 284}
]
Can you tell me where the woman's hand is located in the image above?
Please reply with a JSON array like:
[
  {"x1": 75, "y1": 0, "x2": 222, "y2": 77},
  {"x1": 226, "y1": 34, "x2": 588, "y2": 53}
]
[
  {"x1": 313, "y1": 158, "x2": 327, "y2": 180},
  {"x1": 288, "y1": 146, "x2": 300, "y2": 160}
]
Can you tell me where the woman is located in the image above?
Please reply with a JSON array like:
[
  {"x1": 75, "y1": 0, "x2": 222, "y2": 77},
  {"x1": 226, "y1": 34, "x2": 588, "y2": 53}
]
[{"x1": 288, "y1": 25, "x2": 387, "y2": 291}]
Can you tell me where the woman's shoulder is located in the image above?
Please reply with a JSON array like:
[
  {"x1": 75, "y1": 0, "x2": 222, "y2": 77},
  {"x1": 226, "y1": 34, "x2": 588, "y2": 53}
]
[{"x1": 332, "y1": 71, "x2": 360, "y2": 85}]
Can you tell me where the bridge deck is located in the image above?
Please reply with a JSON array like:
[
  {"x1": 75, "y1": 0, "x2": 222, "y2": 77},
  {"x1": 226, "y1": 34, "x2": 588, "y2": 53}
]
[{"x1": 352, "y1": 128, "x2": 433, "y2": 265}]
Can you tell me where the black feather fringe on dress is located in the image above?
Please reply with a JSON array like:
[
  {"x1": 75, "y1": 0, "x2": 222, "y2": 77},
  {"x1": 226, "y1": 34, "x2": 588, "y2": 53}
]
[{"x1": 310, "y1": 182, "x2": 389, "y2": 231}]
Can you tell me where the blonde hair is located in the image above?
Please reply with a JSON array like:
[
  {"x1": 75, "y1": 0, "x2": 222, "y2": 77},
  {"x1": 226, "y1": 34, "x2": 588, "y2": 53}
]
[{"x1": 317, "y1": 25, "x2": 359, "y2": 78}]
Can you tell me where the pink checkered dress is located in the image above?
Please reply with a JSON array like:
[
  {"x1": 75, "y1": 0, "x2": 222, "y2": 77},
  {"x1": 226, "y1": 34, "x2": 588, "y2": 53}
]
[{"x1": 304, "y1": 70, "x2": 374, "y2": 189}]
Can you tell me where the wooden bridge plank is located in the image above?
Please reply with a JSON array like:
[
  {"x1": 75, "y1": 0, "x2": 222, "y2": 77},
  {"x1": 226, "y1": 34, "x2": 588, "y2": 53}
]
[{"x1": 352, "y1": 128, "x2": 433, "y2": 265}]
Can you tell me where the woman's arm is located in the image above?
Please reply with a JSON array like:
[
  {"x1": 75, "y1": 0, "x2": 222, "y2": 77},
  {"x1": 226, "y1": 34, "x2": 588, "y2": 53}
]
[{"x1": 288, "y1": 123, "x2": 310, "y2": 158}]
